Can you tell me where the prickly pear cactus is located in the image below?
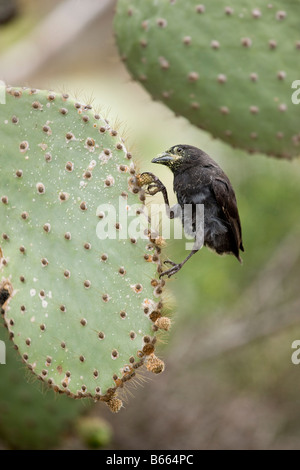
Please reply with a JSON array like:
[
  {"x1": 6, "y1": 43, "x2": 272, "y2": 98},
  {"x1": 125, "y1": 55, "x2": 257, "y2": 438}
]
[
  {"x1": 0, "y1": 86, "x2": 169, "y2": 412},
  {"x1": 115, "y1": 0, "x2": 300, "y2": 159}
]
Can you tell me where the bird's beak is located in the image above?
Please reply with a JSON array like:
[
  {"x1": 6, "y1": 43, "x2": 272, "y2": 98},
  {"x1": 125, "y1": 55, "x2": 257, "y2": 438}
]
[{"x1": 151, "y1": 152, "x2": 177, "y2": 164}]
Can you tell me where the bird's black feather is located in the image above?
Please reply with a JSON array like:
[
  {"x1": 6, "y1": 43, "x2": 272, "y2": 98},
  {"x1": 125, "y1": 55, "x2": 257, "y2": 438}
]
[{"x1": 156, "y1": 145, "x2": 244, "y2": 263}]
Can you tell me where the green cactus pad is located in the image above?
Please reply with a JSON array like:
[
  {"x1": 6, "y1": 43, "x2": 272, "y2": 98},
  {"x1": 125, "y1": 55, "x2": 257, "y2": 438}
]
[
  {"x1": 0, "y1": 325, "x2": 87, "y2": 449},
  {"x1": 114, "y1": 0, "x2": 300, "y2": 158},
  {"x1": 0, "y1": 86, "x2": 168, "y2": 409}
]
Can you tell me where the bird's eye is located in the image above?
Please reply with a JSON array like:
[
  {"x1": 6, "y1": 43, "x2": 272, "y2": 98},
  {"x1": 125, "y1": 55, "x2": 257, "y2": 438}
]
[{"x1": 177, "y1": 147, "x2": 183, "y2": 154}]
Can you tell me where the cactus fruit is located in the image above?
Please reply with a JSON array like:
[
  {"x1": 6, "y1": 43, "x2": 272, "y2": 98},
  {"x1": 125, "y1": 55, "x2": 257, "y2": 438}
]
[
  {"x1": 114, "y1": 0, "x2": 300, "y2": 158},
  {"x1": 76, "y1": 416, "x2": 113, "y2": 449},
  {"x1": 0, "y1": 86, "x2": 169, "y2": 410}
]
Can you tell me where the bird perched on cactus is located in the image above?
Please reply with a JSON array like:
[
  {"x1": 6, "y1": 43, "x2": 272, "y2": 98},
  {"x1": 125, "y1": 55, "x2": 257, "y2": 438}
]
[{"x1": 140, "y1": 145, "x2": 244, "y2": 277}]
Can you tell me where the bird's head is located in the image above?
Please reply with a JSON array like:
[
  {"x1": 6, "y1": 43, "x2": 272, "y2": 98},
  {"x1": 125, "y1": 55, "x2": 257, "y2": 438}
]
[{"x1": 152, "y1": 145, "x2": 207, "y2": 173}]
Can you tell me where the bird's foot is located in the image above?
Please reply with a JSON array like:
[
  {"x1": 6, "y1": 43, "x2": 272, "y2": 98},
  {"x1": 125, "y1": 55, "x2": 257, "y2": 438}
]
[
  {"x1": 159, "y1": 261, "x2": 183, "y2": 278},
  {"x1": 138, "y1": 172, "x2": 166, "y2": 196}
]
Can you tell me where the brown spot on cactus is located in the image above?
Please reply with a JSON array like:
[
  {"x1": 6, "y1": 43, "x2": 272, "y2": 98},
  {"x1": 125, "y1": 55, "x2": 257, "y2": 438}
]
[
  {"x1": 277, "y1": 71, "x2": 286, "y2": 80},
  {"x1": 42, "y1": 125, "x2": 51, "y2": 135},
  {"x1": 83, "y1": 170, "x2": 92, "y2": 179},
  {"x1": 217, "y1": 74, "x2": 227, "y2": 84},
  {"x1": 111, "y1": 349, "x2": 119, "y2": 359},
  {"x1": 13, "y1": 89, "x2": 22, "y2": 98},
  {"x1": 85, "y1": 137, "x2": 95, "y2": 148},
  {"x1": 211, "y1": 40, "x2": 220, "y2": 50},
  {"x1": 32, "y1": 101, "x2": 42, "y2": 110},
  {"x1": 195, "y1": 4, "x2": 205, "y2": 14},
  {"x1": 19, "y1": 141, "x2": 29, "y2": 153},
  {"x1": 220, "y1": 106, "x2": 229, "y2": 115},
  {"x1": 156, "y1": 18, "x2": 167, "y2": 28},
  {"x1": 252, "y1": 9, "x2": 261, "y2": 19},
  {"x1": 276, "y1": 10, "x2": 286, "y2": 20},
  {"x1": 224, "y1": 6, "x2": 233, "y2": 15},
  {"x1": 59, "y1": 192, "x2": 69, "y2": 202},
  {"x1": 36, "y1": 183, "x2": 46, "y2": 194},
  {"x1": 183, "y1": 36, "x2": 192, "y2": 45},
  {"x1": 188, "y1": 71, "x2": 199, "y2": 82},
  {"x1": 66, "y1": 132, "x2": 74, "y2": 141},
  {"x1": 241, "y1": 37, "x2": 252, "y2": 48},
  {"x1": 250, "y1": 73, "x2": 258, "y2": 82},
  {"x1": 65, "y1": 161, "x2": 74, "y2": 172},
  {"x1": 278, "y1": 103, "x2": 287, "y2": 112}
]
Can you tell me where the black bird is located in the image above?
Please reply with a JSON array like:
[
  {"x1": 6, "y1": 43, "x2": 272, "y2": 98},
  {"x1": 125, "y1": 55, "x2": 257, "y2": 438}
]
[{"x1": 141, "y1": 144, "x2": 244, "y2": 278}]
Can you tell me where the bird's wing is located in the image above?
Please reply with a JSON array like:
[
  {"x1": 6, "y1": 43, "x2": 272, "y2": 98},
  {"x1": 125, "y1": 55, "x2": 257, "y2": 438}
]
[{"x1": 211, "y1": 177, "x2": 244, "y2": 252}]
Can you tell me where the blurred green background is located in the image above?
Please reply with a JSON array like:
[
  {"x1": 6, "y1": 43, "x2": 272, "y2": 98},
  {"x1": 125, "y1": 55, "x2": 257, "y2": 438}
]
[{"x1": 1, "y1": 0, "x2": 300, "y2": 449}]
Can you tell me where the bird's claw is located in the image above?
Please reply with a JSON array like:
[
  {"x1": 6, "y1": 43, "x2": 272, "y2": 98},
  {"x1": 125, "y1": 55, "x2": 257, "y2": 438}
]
[
  {"x1": 146, "y1": 183, "x2": 163, "y2": 196},
  {"x1": 159, "y1": 263, "x2": 182, "y2": 278},
  {"x1": 138, "y1": 172, "x2": 166, "y2": 196},
  {"x1": 164, "y1": 259, "x2": 177, "y2": 267}
]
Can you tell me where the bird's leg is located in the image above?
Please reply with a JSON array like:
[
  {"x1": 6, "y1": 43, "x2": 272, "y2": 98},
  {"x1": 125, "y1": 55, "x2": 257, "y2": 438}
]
[
  {"x1": 139, "y1": 172, "x2": 188, "y2": 273},
  {"x1": 160, "y1": 249, "x2": 199, "y2": 278}
]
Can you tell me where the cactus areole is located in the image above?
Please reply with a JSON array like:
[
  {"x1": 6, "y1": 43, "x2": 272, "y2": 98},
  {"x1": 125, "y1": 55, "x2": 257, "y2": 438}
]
[
  {"x1": 0, "y1": 86, "x2": 169, "y2": 411},
  {"x1": 115, "y1": 0, "x2": 300, "y2": 159}
]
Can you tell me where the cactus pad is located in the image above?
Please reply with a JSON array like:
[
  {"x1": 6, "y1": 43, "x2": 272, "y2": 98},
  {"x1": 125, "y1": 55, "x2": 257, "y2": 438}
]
[
  {"x1": 0, "y1": 86, "x2": 168, "y2": 410},
  {"x1": 0, "y1": 325, "x2": 88, "y2": 449},
  {"x1": 115, "y1": 0, "x2": 300, "y2": 158}
]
